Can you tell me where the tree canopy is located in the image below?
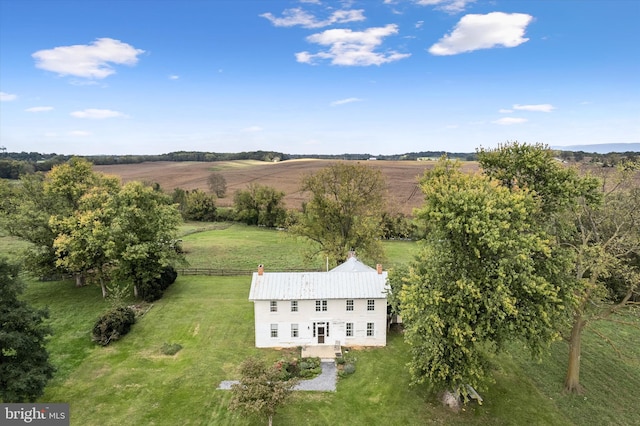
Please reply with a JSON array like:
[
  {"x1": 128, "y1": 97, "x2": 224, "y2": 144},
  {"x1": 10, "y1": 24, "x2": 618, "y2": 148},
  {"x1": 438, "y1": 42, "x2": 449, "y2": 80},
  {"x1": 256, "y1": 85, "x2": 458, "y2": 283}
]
[
  {"x1": 478, "y1": 142, "x2": 640, "y2": 393},
  {"x1": 2, "y1": 158, "x2": 184, "y2": 299},
  {"x1": 233, "y1": 183, "x2": 286, "y2": 228},
  {"x1": 0, "y1": 259, "x2": 55, "y2": 402},
  {"x1": 290, "y1": 162, "x2": 387, "y2": 266},
  {"x1": 399, "y1": 157, "x2": 575, "y2": 394},
  {"x1": 229, "y1": 357, "x2": 297, "y2": 426}
]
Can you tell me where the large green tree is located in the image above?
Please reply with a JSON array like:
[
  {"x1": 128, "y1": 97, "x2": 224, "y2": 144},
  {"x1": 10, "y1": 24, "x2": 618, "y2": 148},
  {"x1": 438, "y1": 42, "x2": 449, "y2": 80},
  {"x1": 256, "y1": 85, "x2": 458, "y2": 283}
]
[
  {"x1": 229, "y1": 357, "x2": 297, "y2": 426},
  {"x1": 399, "y1": 158, "x2": 574, "y2": 395},
  {"x1": 108, "y1": 181, "x2": 184, "y2": 299},
  {"x1": 233, "y1": 183, "x2": 286, "y2": 228},
  {"x1": 50, "y1": 184, "x2": 119, "y2": 297},
  {"x1": 2, "y1": 158, "x2": 119, "y2": 282},
  {"x1": 0, "y1": 259, "x2": 55, "y2": 402},
  {"x1": 290, "y1": 162, "x2": 387, "y2": 266},
  {"x1": 478, "y1": 142, "x2": 639, "y2": 393},
  {"x1": 4, "y1": 158, "x2": 184, "y2": 299}
]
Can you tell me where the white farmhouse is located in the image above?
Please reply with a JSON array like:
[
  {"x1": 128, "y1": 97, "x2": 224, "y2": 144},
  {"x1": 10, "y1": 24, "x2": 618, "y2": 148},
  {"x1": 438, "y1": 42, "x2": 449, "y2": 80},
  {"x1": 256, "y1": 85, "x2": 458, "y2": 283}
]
[{"x1": 248, "y1": 257, "x2": 389, "y2": 349}]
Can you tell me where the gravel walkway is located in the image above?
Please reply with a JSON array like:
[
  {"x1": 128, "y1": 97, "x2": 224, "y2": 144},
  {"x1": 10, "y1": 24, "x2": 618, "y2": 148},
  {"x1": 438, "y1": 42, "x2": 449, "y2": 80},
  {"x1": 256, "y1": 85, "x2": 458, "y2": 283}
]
[{"x1": 217, "y1": 361, "x2": 337, "y2": 392}]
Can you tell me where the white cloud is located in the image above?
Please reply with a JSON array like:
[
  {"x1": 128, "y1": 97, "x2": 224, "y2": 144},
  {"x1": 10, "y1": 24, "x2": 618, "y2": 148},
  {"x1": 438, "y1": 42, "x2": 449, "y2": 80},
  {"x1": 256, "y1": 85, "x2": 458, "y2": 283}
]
[
  {"x1": 493, "y1": 117, "x2": 528, "y2": 125},
  {"x1": 260, "y1": 8, "x2": 365, "y2": 28},
  {"x1": 297, "y1": 24, "x2": 411, "y2": 66},
  {"x1": 70, "y1": 108, "x2": 127, "y2": 119},
  {"x1": 300, "y1": 0, "x2": 321, "y2": 3},
  {"x1": 25, "y1": 106, "x2": 54, "y2": 112},
  {"x1": 416, "y1": 0, "x2": 476, "y2": 13},
  {"x1": 32, "y1": 38, "x2": 145, "y2": 79},
  {"x1": 429, "y1": 12, "x2": 533, "y2": 56},
  {"x1": 330, "y1": 97, "x2": 363, "y2": 106},
  {"x1": 69, "y1": 130, "x2": 91, "y2": 137},
  {"x1": 416, "y1": 20, "x2": 424, "y2": 29},
  {"x1": 1, "y1": 92, "x2": 17, "y2": 101},
  {"x1": 513, "y1": 103, "x2": 555, "y2": 112},
  {"x1": 241, "y1": 126, "x2": 263, "y2": 132},
  {"x1": 169, "y1": 75, "x2": 179, "y2": 80},
  {"x1": 499, "y1": 108, "x2": 513, "y2": 113}
]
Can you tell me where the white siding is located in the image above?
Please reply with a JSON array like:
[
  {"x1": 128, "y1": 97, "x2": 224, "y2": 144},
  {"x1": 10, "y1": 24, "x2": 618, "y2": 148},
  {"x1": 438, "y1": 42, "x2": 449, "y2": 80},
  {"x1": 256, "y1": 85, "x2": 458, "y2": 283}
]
[{"x1": 253, "y1": 297, "x2": 387, "y2": 348}]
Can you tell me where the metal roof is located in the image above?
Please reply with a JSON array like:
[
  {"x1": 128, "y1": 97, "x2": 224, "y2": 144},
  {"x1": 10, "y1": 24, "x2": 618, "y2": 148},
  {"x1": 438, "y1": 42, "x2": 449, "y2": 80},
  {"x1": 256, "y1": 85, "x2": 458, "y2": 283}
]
[
  {"x1": 249, "y1": 270, "x2": 389, "y2": 301},
  {"x1": 329, "y1": 256, "x2": 377, "y2": 273}
]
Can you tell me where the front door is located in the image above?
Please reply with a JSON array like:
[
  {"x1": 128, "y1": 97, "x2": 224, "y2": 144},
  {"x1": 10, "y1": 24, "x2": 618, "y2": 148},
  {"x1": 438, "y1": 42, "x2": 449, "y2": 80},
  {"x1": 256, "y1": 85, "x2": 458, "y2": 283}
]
[{"x1": 317, "y1": 326, "x2": 325, "y2": 344}]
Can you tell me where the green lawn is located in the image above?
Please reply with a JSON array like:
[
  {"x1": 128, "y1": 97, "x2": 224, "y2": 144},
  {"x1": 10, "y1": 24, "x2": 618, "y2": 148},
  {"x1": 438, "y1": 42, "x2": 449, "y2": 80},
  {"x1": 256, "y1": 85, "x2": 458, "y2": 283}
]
[
  {"x1": 179, "y1": 222, "x2": 418, "y2": 271},
  {"x1": 9, "y1": 224, "x2": 640, "y2": 425}
]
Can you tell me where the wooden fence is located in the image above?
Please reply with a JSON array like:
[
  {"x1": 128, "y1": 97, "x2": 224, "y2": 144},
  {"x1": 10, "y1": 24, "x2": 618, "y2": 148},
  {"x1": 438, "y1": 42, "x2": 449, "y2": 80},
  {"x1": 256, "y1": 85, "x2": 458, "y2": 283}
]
[{"x1": 176, "y1": 267, "x2": 324, "y2": 276}]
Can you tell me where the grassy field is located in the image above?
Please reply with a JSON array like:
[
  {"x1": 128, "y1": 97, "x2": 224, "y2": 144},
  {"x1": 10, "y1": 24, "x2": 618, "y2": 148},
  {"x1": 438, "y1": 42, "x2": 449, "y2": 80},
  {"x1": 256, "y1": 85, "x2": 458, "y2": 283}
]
[
  {"x1": 8, "y1": 225, "x2": 640, "y2": 425},
  {"x1": 179, "y1": 222, "x2": 417, "y2": 271}
]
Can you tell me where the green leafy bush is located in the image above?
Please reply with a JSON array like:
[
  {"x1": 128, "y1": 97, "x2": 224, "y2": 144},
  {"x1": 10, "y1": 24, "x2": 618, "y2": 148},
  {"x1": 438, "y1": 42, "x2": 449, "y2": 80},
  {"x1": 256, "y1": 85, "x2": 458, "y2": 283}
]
[
  {"x1": 137, "y1": 266, "x2": 178, "y2": 302},
  {"x1": 158, "y1": 266, "x2": 178, "y2": 291},
  {"x1": 92, "y1": 306, "x2": 136, "y2": 346},
  {"x1": 160, "y1": 342, "x2": 182, "y2": 355}
]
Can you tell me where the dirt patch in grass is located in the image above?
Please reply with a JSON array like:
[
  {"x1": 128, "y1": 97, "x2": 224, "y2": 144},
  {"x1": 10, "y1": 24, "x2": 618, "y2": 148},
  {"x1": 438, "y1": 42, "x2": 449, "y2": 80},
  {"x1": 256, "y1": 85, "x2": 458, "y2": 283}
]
[{"x1": 95, "y1": 159, "x2": 480, "y2": 215}]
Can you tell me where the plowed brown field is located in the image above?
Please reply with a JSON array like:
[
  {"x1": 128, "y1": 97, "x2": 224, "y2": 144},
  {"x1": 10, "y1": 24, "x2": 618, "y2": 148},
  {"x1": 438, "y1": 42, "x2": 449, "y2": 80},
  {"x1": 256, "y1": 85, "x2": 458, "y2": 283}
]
[{"x1": 95, "y1": 159, "x2": 480, "y2": 215}]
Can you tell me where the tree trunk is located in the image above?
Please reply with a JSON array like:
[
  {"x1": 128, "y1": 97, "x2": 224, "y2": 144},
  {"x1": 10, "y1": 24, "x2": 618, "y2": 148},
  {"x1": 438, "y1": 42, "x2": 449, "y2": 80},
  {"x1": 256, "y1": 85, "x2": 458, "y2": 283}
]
[
  {"x1": 268, "y1": 415, "x2": 273, "y2": 426},
  {"x1": 75, "y1": 273, "x2": 86, "y2": 287},
  {"x1": 100, "y1": 277, "x2": 107, "y2": 299},
  {"x1": 564, "y1": 314, "x2": 586, "y2": 393}
]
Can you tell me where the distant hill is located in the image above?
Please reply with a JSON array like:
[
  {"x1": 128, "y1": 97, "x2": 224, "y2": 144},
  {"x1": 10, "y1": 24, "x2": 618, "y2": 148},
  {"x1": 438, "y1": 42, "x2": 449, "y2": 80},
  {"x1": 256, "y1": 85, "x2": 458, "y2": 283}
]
[{"x1": 553, "y1": 143, "x2": 640, "y2": 154}]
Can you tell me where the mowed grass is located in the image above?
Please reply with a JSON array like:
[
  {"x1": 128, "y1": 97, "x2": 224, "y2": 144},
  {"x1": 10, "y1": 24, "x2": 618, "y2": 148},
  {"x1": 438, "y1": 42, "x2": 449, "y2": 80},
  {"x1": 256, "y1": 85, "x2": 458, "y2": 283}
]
[
  {"x1": 179, "y1": 222, "x2": 418, "y2": 271},
  {"x1": 12, "y1": 225, "x2": 640, "y2": 425},
  {"x1": 25, "y1": 276, "x2": 571, "y2": 426}
]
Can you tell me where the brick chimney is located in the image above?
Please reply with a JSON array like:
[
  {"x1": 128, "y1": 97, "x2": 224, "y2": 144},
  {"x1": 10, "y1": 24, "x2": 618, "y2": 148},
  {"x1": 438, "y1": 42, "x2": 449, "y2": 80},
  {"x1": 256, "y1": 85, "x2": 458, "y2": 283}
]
[
  {"x1": 376, "y1": 264, "x2": 382, "y2": 274},
  {"x1": 258, "y1": 264, "x2": 264, "y2": 276}
]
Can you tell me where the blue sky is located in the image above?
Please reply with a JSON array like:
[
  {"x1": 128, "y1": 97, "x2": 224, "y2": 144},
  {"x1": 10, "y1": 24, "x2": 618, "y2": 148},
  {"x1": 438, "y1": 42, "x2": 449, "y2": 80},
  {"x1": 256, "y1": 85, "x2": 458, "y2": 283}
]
[{"x1": 1, "y1": 0, "x2": 638, "y2": 156}]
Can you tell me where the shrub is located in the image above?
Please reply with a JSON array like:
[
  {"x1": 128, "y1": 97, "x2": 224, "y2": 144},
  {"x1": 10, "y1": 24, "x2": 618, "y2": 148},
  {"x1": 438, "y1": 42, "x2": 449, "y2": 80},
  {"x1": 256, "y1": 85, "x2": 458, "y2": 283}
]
[
  {"x1": 92, "y1": 306, "x2": 136, "y2": 346},
  {"x1": 136, "y1": 280, "x2": 163, "y2": 302},
  {"x1": 136, "y1": 266, "x2": 178, "y2": 302},
  {"x1": 160, "y1": 342, "x2": 182, "y2": 355},
  {"x1": 158, "y1": 266, "x2": 178, "y2": 291},
  {"x1": 343, "y1": 363, "x2": 356, "y2": 374}
]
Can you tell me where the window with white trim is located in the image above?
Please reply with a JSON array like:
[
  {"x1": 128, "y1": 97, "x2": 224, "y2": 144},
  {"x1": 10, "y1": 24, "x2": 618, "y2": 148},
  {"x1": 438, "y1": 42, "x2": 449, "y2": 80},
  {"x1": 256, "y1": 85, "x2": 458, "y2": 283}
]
[
  {"x1": 346, "y1": 299, "x2": 354, "y2": 311},
  {"x1": 291, "y1": 323, "x2": 299, "y2": 338},
  {"x1": 270, "y1": 324, "x2": 278, "y2": 338},
  {"x1": 366, "y1": 322, "x2": 374, "y2": 337},
  {"x1": 346, "y1": 322, "x2": 353, "y2": 337},
  {"x1": 315, "y1": 300, "x2": 327, "y2": 312},
  {"x1": 270, "y1": 300, "x2": 277, "y2": 312},
  {"x1": 291, "y1": 300, "x2": 298, "y2": 312},
  {"x1": 367, "y1": 299, "x2": 375, "y2": 311}
]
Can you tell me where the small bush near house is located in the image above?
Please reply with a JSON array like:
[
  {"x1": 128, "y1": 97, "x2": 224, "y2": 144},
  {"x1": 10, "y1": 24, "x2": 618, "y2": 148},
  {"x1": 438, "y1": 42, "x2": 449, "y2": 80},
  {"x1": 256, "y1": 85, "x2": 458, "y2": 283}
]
[
  {"x1": 92, "y1": 306, "x2": 136, "y2": 346},
  {"x1": 274, "y1": 358, "x2": 300, "y2": 380},
  {"x1": 298, "y1": 357, "x2": 321, "y2": 378},
  {"x1": 337, "y1": 350, "x2": 357, "y2": 377},
  {"x1": 341, "y1": 363, "x2": 356, "y2": 376}
]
